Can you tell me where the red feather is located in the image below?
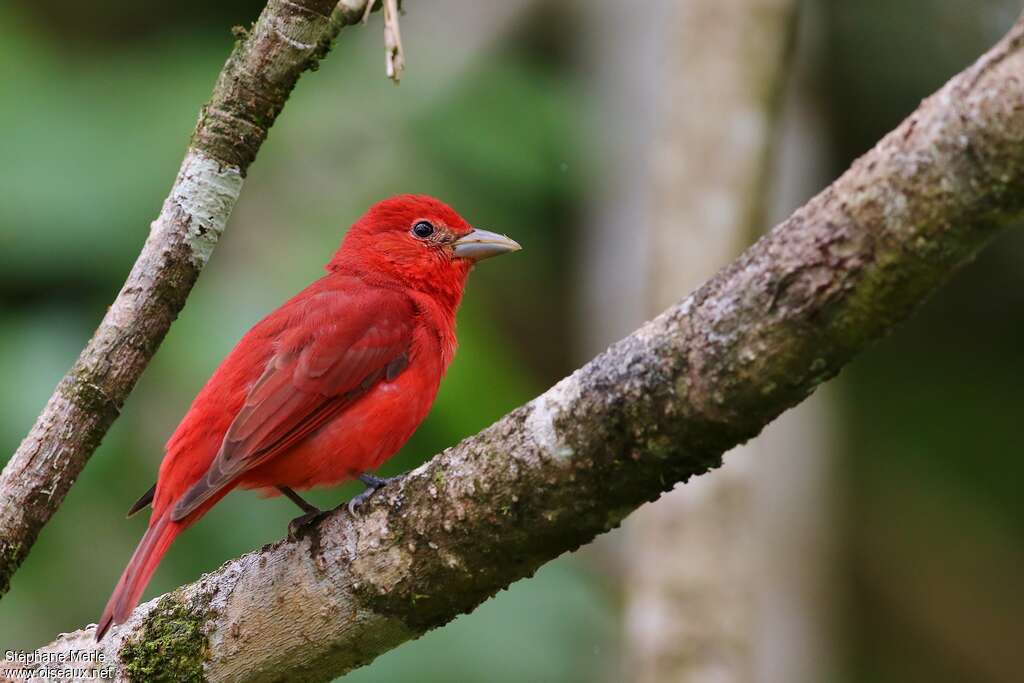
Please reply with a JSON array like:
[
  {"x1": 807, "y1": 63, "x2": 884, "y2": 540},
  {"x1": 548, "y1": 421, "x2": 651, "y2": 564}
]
[{"x1": 95, "y1": 195, "x2": 508, "y2": 640}]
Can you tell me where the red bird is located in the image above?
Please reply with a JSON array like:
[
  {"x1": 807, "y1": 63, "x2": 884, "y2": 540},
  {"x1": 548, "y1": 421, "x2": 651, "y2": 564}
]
[{"x1": 96, "y1": 195, "x2": 520, "y2": 640}]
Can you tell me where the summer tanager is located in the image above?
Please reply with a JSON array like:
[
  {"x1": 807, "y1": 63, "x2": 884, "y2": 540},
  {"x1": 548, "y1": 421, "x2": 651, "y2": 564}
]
[{"x1": 96, "y1": 195, "x2": 520, "y2": 640}]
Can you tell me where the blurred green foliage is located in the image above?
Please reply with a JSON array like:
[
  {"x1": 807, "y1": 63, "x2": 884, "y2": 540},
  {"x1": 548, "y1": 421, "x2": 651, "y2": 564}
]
[
  {"x1": 0, "y1": 2, "x2": 611, "y2": 678},
  {"x1": 1, "y1": 0, "x2": 1022, "y2": 681},
  {"x1": 824, "y1": 2, "x2": 1024, "y2": 681}
]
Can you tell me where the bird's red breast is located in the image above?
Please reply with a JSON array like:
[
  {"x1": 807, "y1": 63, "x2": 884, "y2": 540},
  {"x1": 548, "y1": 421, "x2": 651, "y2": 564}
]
[
  {"x1": 95, "y1": 194, "x2": 520, "y2": 640},
  {"x1": 154, "y1": 274, "x2": 456, "y2": 515}
]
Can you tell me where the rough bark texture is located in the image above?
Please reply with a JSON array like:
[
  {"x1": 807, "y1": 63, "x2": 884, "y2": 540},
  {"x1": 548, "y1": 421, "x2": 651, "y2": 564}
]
[
  {"x1": 0, "y1": 0, "x2": 376, "y2": 599},
  {"x1": 12, "y1": 17, "x2": 1024, "y2": 682}
]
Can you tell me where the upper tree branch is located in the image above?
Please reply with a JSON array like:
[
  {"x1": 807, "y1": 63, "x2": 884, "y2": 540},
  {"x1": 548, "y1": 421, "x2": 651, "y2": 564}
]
[
  {"x1": 19, "y1": 15, "x2": 1024, "y2": 683},
  {"x1": 0, "y1": 0, "x2": 380, "y2": 598}
]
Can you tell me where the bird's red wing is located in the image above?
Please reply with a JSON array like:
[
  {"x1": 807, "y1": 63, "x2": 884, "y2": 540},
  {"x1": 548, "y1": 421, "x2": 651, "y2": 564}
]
[{"x1": 169, "y1": 291, "x2": 414, "y2": 522}]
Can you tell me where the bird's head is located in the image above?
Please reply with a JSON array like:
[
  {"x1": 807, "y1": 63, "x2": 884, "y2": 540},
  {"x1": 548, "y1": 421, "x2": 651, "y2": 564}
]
[{"x1": 328, "y1": 195, "x2": 520, "y2": 306}]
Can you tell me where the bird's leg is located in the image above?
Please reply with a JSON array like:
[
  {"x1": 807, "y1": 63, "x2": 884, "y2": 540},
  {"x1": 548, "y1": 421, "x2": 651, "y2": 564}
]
[
  {"x1": 346, "y1": 473, "x2": 398, "y2": 515},
  {"x1": 279, "y1": 486, "x2": 325, "y2": 539},
  {"x1": 279, "y1": 485, "x2": 321, "y2": 514}
]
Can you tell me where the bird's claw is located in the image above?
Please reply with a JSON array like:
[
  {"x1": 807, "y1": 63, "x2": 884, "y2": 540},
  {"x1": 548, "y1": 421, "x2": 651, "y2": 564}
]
[
  {"x1": 346, "y1": 490, "x2": 375, "y2": 516},
  {"x1": 346, "y1": 474, "x2": 397, "y2": 516},
  {"x1": 287, "y1": 508, "x2": 326, "y2": 540}
]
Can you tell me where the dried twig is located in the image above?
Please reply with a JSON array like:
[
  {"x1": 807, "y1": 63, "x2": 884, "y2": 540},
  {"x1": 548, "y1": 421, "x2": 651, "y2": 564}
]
[{"x1": 363, "y1": 0, "x2": 406, "y2": 82}]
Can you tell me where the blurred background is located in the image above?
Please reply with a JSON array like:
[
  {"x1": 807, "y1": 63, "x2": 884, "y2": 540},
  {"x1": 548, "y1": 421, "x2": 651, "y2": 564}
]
[{"x1": 1, "y1": 1, "x2": 1022, "y2": 681}]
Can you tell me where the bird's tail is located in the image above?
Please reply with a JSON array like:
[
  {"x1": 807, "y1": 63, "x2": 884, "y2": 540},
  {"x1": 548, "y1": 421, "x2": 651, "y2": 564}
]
[{"x1": 95, "y1": 510, "x2": 181, "y2": 641}]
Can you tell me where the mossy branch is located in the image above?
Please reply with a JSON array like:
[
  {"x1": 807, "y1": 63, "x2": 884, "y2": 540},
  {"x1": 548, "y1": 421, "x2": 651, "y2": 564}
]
[
  {"x1": 14, "y1": 14, "x2": 1024, "y2": 683},
  {"x1": 0, "y1": 0, "x2": 381, "y2": 600}
]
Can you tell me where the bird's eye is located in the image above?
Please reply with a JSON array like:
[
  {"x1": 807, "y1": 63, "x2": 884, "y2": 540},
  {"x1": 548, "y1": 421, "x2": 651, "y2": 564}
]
[{"x1": 411, "y1": 221, "x2": 435, "y2": 239}]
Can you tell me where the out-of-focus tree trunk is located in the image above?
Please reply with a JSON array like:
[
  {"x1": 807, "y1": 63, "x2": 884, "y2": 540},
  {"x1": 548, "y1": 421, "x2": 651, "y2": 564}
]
[
  {"x1": 623, "y1": 3, "x2": 798, "y2": 680},
  {"x1": 646, "y1": 0, "x2": 793, "y2": 302},
  {"x1": 581, "y1": 1, "x2": 837, "y2": 681}
]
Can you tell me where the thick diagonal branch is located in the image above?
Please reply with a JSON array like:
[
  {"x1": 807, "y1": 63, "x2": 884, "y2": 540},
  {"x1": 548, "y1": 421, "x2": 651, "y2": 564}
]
[
  {"x1": 0, "y1": 0, "x2": 380, "y2": 598},
  {"x1": 16, "y1": 14, "x2": 1024, "y2": 683}
]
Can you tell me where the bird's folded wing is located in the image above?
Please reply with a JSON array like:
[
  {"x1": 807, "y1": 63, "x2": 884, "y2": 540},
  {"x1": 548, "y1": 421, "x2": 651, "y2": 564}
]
[{"x1": 170, "y1": 290, "x2": 413, "y2": 521}]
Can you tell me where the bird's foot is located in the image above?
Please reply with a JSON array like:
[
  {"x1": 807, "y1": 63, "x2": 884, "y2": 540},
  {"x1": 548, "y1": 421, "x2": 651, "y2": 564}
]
[
  {"x1": 288, "y1": 508, "x2": 327, "y2": 541},
  {"x1": 279, "y1": 486, "x2": 326, "y2": 540},
  {"x1": 346, "y1": 474, "x2": 398, "y2": 516}
]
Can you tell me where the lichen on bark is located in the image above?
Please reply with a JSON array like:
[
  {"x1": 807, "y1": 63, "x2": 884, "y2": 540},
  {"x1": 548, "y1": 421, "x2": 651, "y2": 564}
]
[
  {"x1": 120, "y1": 594, "x2": 209, "y2": 683},
  {"x1": 189, "y1": 0, "x2": 342, "y2": 171}
]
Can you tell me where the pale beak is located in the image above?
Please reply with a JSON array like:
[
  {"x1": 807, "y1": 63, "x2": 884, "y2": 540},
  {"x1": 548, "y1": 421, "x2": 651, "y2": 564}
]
[{"x1": 451, "y1": 228, "x2": 522, "y2": 262}]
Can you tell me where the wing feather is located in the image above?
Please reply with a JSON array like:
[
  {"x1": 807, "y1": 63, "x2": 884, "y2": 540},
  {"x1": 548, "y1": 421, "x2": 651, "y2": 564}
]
[{"x1": 170, "y1": 289, "x2": 413, "y2": 521}]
